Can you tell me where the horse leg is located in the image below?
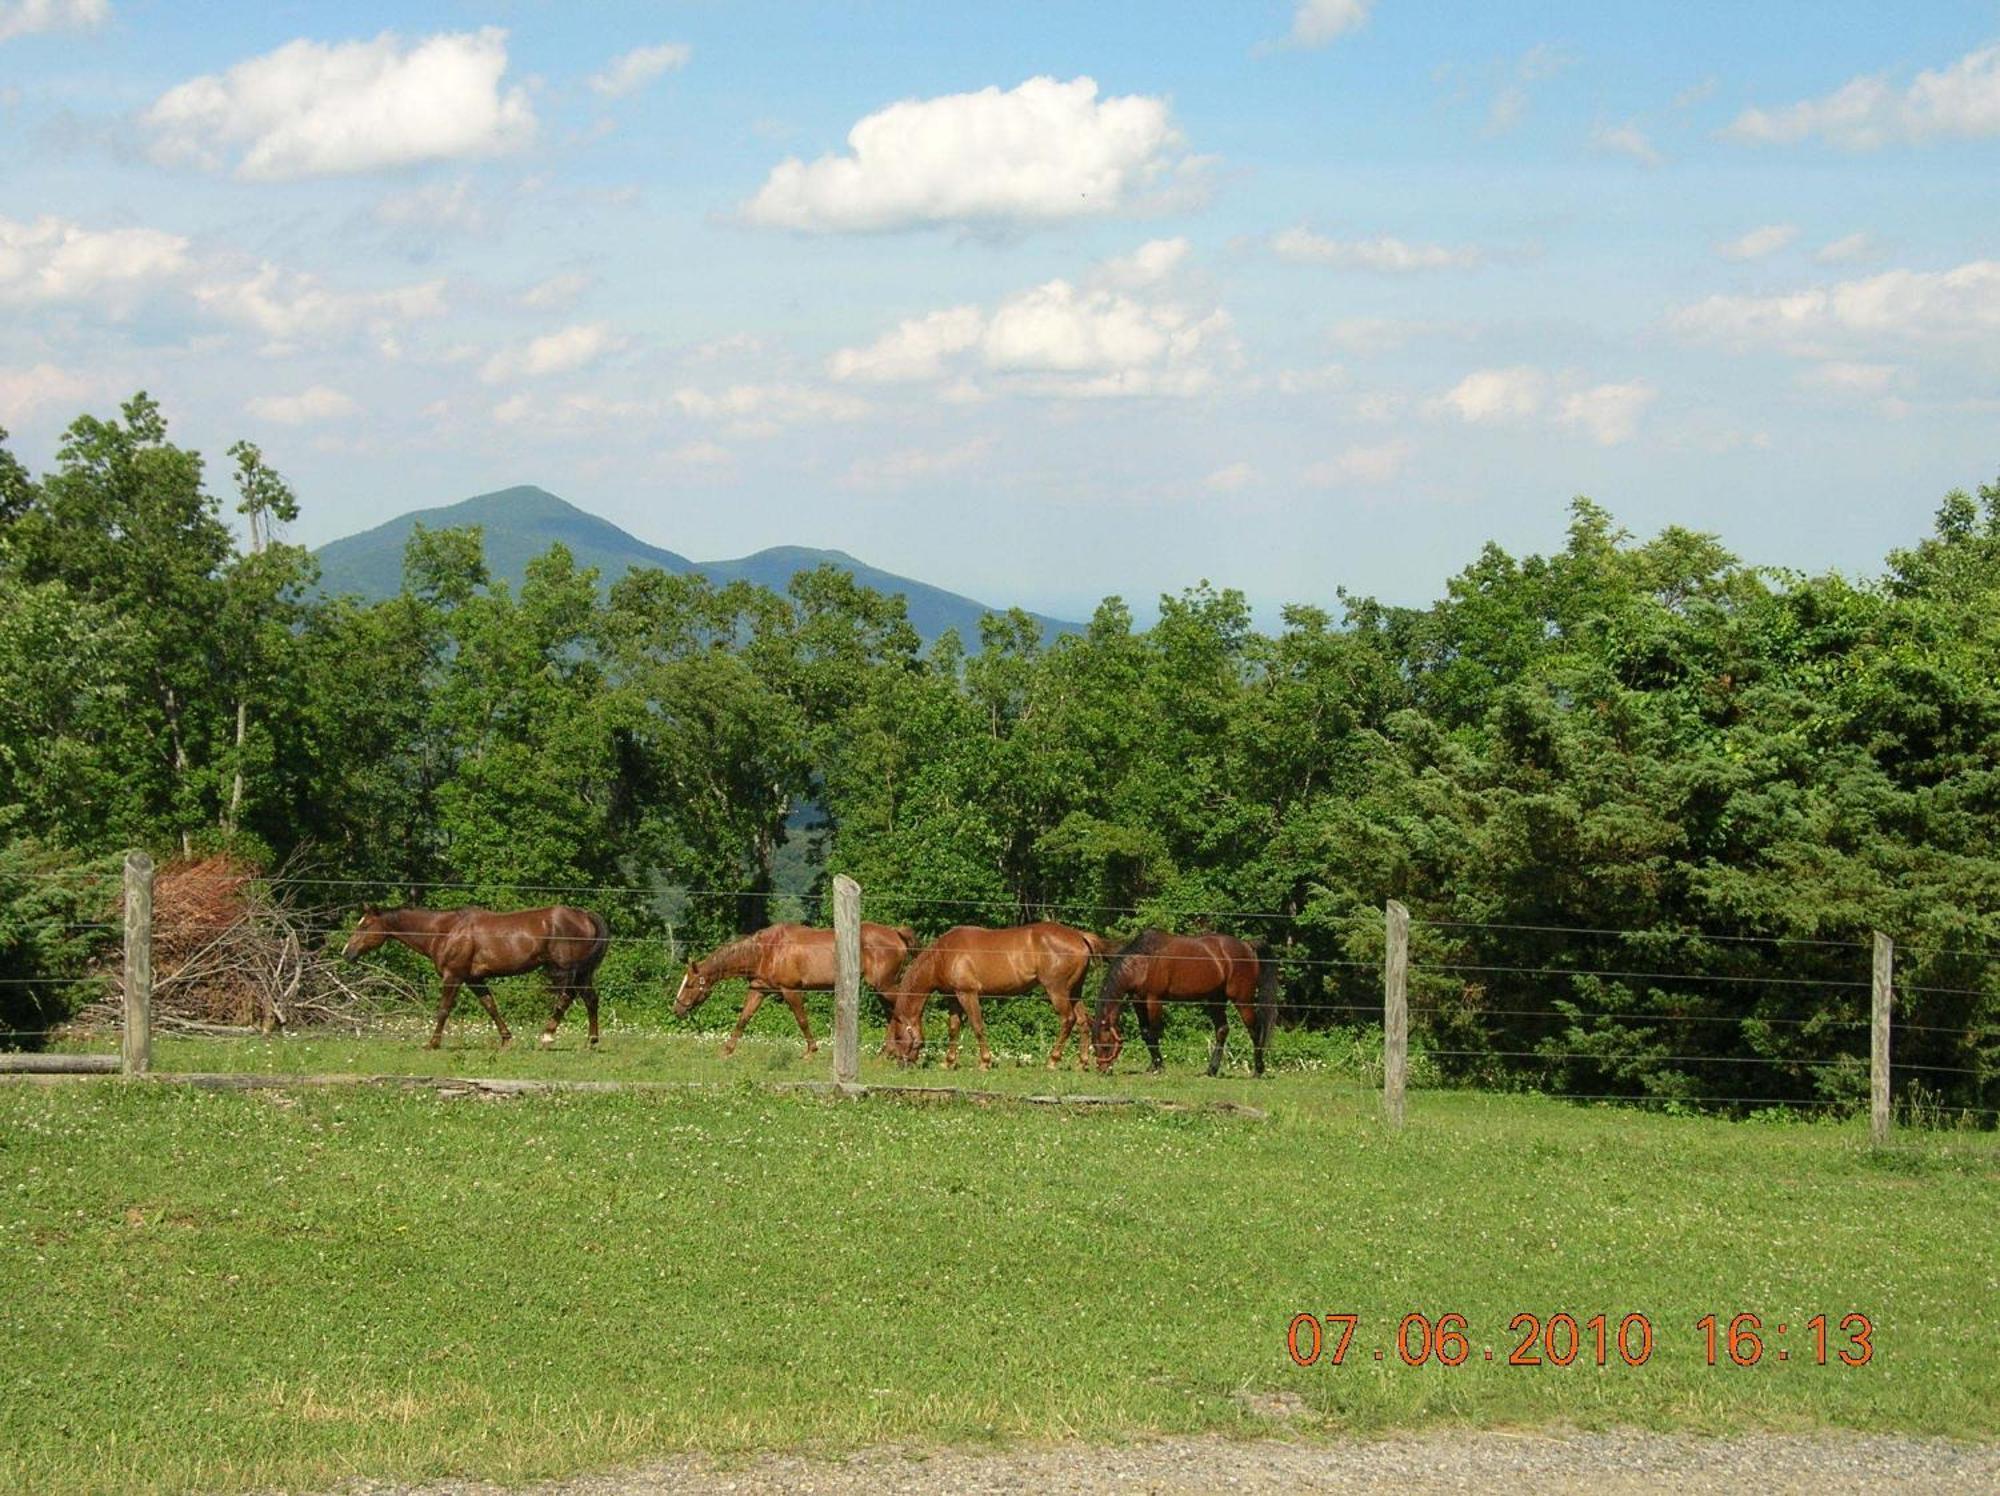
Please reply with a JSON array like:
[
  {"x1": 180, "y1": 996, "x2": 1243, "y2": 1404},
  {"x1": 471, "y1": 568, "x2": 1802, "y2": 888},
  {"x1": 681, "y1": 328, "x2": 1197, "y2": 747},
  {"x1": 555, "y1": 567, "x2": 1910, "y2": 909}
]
[
  {"x1": 1237, "y1": 997, "x2": 1263, "y2": 1077},
  {"x1": 722, "y1": 985, "x2": 766, "y2": 1057},
  {"x1": 581, "y1": 980, "x2": 600, "y2": 1048},
  {"x1": 1047, "y1": 985, "x2": 1076, "y2": 1070},
  {"x1": 471, "y1": 982, "x2": 512, "y2": 1047},
  {"x1": 1206, "y1": 1000, "x2": 1229, "y2": 1077},
  {"x1": 426, "y1": 978, "x2": 461, "y2": 1049},
  {"x1": 540, "y1": 969, "x2": 575, "y2": 1048},
  {"x1": 944, "y1": 997, "x2": 962, "y2": 1069},
  {"x1": 960, "y1": 990, "x2": 992, "y2": 1070},
  {"x1": 1144, "y1": 1002, "x2": 1166, "y2": 1074},
  {"x1": 781, "y1": 988, "x2": 817, "y2": 1056}
]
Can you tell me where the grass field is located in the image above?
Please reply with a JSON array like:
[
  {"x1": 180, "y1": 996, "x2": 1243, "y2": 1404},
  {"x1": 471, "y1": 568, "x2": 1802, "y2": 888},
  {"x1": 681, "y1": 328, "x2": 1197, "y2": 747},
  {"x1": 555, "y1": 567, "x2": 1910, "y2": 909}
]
[{"x1": 3, "y1": 1025, "x2": 1996, "y2": 1495}]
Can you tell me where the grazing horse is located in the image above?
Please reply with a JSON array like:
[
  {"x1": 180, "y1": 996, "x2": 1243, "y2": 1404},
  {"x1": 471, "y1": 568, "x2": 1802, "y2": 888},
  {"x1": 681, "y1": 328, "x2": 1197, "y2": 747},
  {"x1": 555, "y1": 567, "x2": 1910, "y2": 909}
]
[
  {"x1": 342, "y1": 904, "x2": 610, "y2": 1049},
  {"x1": 886, "y1": 922, "x2": 1109, "y2": 1071},
  {"x1": 1091, "y1": 929, "x2": 1277, "y2": 1077},
  {"x1": 674, "y1": 922, "x2": 919, "y2": 1057}
]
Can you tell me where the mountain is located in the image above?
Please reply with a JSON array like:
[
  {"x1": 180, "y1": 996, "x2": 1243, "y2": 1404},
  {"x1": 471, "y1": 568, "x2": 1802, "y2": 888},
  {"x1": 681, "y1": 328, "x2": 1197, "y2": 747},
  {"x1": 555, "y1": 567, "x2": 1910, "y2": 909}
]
[{"x1": 312, "y1": 485, "x2": 1080, "y2": 644}]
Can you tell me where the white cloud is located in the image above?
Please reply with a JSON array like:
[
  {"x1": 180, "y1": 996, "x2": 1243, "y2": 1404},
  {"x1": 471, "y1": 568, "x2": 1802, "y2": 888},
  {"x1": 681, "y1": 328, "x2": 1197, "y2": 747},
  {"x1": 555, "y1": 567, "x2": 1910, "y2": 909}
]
[
  {"x1": 1797, "y1": 361, "x2": 1898, "y2": 395},
  {"x1": 665, "y1": 439, "x2": 732, "y2": 468},
  {"x1": 739, "y1": 76, "x2": 1198, "y2": 233},
  {"x1": 1716, "y1": 224, "x2": 1798, "y2": 261},
  {"x1": 0, "y1": 215, "x2": 189, "y2": 304},
  {"x1": 0, "y1": 0, "x2": 105, "y2": 44},
  {"x1": 1286, "y1": 0, "x2": 1372, "y2": 48},
  {"x1": 491, "y1": 390, "x2": 650, "y2": 430},
  {"x1": 1482, "y1": 43, "x2": 1577, "y2": 134},
  {"x1": 1815, "y1": 232, "x2": 1879, "y2": 265},
  {"x1": 845, "y1": 436, "x2": 995, "y2": 489},
  {"x1": 1723, "y1": 44, "x2": 2000, "y2": 150},
  {"x1": 1438, "y1": 366, "x2": 1547, "y2": 423},
  {"x1": 519, "y1": 271, "x2": 591, "y2": 310},
  {"x1": 1204, "y1": 461, "x2": 1258, "y2": 492},
  {"x1": 1099, "y1": 236, "x2": 1190, "y2": 289},
  {"x1": 1557, "y1": 381, "x2": 1656, "y2": 445},
  {"x1": 0, "y1": 362, "x2": 94, "y2": 424},
  {"x1": 373, "y1": 178, "x2": 487, "y2": 233},
  {"x1": 1272, "y1": 227, "x2": 1482, "y2": 272},
  {"x1": 245, "y1": 385, "x2": 358, "y2": 425},
  {"x1": 1305, "y1": 439, "x2": 1412, "y2": 486},
  {"x1": 144, "y1": 28, "x2": 534, "y2": 180},
  {"x1": 588, "y1": 42, "x2": 690, "y2": 99},
  {"x1": 480, "y1": 322, "x2": 619, "y2": 383},
  {"x1": 831, "y1": 244, "x2": 1238, "y2": 400},
  {"x1": 829, "y1": 306, "x2": 984, "y2": 383},
  {"x1": 1593, "y1": 122, "x2": 1662, "y2": 167},
  {"x1": 671, "y1": 382, "x2": 869, "y2": 437},
  {"x1": 1671, "y1": 260, "x2": 2000, "y2": 350},
  {"x1": 195, "y1": 264, "x2": 445, "y2": 346}
]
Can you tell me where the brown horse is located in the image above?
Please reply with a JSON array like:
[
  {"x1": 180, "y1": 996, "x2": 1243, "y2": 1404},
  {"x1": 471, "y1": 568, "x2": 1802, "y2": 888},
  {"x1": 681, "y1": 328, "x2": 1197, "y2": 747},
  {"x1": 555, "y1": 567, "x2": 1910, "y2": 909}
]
[
  {"x1": 673, "y1": 922, "x2": 919, "y2": 1057},
  {"x1": 342, "y1": 904, "x2": 610, "y2": 1049},
  {"x1": 1090, "y1": 929, "x2": 1278, "y2": 1076},
  {"x1": 885, "y1": 922, "x2": 1109, "y2": 1071}
]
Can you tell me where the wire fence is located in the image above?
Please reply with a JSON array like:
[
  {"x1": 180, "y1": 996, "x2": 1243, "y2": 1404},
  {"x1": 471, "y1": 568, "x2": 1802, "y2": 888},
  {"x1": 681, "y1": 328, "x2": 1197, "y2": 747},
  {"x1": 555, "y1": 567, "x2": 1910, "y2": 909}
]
[{"x1": 4, "y1": 861, "x2": 1996, "y2": 1126}]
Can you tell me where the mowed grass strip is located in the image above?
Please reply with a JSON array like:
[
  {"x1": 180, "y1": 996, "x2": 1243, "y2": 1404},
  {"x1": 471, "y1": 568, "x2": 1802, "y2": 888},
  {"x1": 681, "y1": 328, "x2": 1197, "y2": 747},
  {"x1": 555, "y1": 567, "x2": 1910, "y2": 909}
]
[{"x1": 1, "y1": 1074, "x2": 1995, "y2": 1495}]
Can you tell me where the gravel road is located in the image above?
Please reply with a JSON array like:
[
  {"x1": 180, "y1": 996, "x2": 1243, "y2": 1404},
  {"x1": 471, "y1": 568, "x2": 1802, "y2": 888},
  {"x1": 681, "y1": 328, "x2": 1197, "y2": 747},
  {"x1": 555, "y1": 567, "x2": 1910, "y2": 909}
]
[{"x1": 337, "y1": 1430, "x2": 2000, "y2": 1495}]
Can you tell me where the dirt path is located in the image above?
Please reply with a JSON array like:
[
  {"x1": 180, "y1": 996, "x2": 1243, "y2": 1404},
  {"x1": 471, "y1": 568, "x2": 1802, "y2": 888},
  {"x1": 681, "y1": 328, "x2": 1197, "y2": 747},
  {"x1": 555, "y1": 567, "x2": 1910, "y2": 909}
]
[{"x1": 339, "y1": 1430, "x2": 2000, "y2": 1494}]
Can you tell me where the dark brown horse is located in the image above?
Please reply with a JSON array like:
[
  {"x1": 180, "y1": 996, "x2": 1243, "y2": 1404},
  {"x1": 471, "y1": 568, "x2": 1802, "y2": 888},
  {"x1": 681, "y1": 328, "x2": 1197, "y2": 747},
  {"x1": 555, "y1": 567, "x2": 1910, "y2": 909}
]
[
  {"x1": 1090, "y1": 929, "x2": 1277, "y2": 1076},
  {"x1": 342, "y1": 904, "x2": 610, "y2": 1049},
  {"x1": 674, "y1": 922, "x2": 919, "y2": 1057},
  {"x1": 886, "y1": 922, "x2": 1109, "y2": 1070}
]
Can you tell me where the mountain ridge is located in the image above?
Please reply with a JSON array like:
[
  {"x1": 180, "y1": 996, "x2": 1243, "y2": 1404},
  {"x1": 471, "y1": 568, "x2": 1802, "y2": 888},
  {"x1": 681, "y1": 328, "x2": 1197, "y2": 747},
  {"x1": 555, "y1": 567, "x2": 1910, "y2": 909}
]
[{"x1": 312, "y1": 485, "x2": 1080, "y2": 643}]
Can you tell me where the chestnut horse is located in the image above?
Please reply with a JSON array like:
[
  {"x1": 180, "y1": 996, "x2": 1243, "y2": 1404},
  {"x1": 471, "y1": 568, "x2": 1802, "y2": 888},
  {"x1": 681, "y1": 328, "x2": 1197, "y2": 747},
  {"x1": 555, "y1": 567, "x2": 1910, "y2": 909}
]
[
  {"x1": 1090, "y1": 929, "x2": 1278, "y2": 1076},
  {"x1": 886, "y1": 922, "x2": 1109, "y2": 1071},
  {"x1": 342, "y1": 904, "x2": 610, "y2": 1049},
  {"x1": 674, "y1": 922, "x2": 919, "y2": 1057}
]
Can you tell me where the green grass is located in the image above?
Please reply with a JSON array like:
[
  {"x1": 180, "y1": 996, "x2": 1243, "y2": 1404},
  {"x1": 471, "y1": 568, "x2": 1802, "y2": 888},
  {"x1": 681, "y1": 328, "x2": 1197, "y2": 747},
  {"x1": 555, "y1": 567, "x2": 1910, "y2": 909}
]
[{"x1": 3, "y1": 1031, "x2": 1996, "y2": 1496}]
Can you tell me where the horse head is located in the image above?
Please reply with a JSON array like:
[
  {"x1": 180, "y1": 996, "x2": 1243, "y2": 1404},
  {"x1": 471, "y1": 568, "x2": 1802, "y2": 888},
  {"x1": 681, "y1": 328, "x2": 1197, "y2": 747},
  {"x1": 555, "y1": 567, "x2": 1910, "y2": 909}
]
[
  {"x1": 342, "y1": 905, "x2": 390, "y2": 960},
  {"x1": 1090, "y1": 1008, "x2": 1124, "y2": 1072},
  {"x1": 672, "y1": 960, "x2": 710, "y2": 1018}
]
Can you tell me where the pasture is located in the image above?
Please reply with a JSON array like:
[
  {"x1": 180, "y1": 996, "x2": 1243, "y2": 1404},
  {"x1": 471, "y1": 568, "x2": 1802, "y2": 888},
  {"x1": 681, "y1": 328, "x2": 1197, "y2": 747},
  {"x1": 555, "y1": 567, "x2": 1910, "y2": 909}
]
[{"x1": 2, "y1": 1031, "x2": 1996, "y2": 1495}]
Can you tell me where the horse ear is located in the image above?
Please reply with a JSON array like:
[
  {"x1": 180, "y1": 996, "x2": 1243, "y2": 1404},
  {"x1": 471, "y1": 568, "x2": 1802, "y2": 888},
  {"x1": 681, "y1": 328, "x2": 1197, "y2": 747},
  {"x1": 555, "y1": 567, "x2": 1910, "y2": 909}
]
[{"x1": 362, "y1": 902, "x2": 379, "y2": 917}]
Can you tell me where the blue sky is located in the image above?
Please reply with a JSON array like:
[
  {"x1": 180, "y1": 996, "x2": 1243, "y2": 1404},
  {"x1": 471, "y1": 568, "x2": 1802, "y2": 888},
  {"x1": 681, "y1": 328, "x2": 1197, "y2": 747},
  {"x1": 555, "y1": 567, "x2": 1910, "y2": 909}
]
[{"x1": 3, "y1": 1, "x2": 1997, "y2": 620}]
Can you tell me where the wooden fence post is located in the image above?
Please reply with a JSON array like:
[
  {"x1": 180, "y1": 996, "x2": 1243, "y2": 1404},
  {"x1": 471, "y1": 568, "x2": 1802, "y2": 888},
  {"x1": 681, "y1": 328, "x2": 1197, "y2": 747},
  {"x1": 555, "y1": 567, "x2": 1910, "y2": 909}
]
[
  {"x1": 1871, "y1": 931, "x2": 1892, "y2": 1146},
  {"x1": 123, "y1": 851, "x2": 154, "y2": 1078},
  {"x1": 832, "y1": 874, "x2": 861, "y2": 1089},
  {"x1": 1384, "y1": 899, "x2": 1408, "y2": 1130}
]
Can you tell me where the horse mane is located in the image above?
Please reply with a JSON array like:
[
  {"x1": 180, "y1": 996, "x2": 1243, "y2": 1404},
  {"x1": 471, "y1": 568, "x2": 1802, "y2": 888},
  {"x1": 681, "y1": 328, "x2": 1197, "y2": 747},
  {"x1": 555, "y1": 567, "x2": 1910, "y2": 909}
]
[
  {"x1": 699, "y1": 932, "x2": 765, "y2": 976},
  {"x1": 1095, "y1": 927, "x2": 1171, "y2": 1020}
]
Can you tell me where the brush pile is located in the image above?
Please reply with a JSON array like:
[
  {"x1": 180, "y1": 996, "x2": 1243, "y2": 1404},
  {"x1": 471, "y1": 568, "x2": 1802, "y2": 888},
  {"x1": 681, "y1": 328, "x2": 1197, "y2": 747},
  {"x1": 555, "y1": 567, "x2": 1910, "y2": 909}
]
[{"x1": 76, "y1": 853, "x2": 418, "y2": 1035}]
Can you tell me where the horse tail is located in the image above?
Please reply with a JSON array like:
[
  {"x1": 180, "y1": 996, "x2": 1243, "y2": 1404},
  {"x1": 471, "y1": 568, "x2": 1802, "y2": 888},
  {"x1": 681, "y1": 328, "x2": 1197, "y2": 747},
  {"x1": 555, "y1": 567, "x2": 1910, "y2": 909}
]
[
  {"x1": 581, "y1": 908, "x2": 611, "y2": 974},
  {"x1": 1080, "y1": 929, "x2": 1113, "y2": 963},
  {"x1": 1250, "y1": 937, "x2": 1280, "y2": 1052}
]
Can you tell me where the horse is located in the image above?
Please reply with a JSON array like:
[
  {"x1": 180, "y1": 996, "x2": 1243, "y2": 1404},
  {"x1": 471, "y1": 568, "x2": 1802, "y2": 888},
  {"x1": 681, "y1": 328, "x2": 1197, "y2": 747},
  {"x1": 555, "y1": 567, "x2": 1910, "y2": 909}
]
[
  {"x1": 1090, "y1": 929, "x2": 1278, "y2": 1077},
  {"x1": 885, "y1": 922, "x2": 1109, "y2": 1071},
  {"x1": 342, "y1": 904, "x2": 610, "y2": 1049},
  {"x1": 673, "y1": 922, "x2": 920, "y2": 1057}
]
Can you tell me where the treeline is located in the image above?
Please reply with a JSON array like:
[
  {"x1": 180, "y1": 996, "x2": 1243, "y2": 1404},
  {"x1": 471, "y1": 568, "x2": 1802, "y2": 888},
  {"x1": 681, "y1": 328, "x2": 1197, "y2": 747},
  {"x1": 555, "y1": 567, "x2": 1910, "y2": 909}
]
[{"x1": 2, "y1": 396, "x2": 1996, "y2": 1116}]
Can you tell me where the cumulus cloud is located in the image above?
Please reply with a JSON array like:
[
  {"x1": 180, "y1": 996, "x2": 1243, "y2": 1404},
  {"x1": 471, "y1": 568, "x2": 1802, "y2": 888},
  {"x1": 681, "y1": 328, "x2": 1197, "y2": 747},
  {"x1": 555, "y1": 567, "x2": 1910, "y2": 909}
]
[
  {"x1": 490, "y1": 390, "x2": 651, "y2": 430},
  {"x1": 831, "y1": 252, "x2": 1238, "y2": 402},
  {"x1": 588, "y1": 42, "x2": 690, "y2": 99},
  {"x1": 1557, "y1": 382, "x2": 1656, "y2": 445},
  {"x1": 144, "y1": 28, "x2": 534, "y2": 179},
  {"x1": 0, "y1": 362, "x2": 94, "y2": 424},
  {"x1": 1099, "y1": 236, "x2": 1191, "y2": 289},
  {"x1": 480, "y1": 322, "x2": 620, "y2": 383},
  {"x1": 0, "y1": 0, "x2": 106, "y2": 43},
  {"x1": 1271, "y1": 227, "x2": 1481, "y2": 271},
  {"x1": 0, "y1": 215, "x2": 190, "y2": 304},
  {"x1": 1671, "y1": 260, "x2": 2000, "y2": 350},
  {"x1": 1204, "y1": 461, "x2": 1258, "y2": 493},
  {"x1": 1438, "y1": 365, "x2": 1547, "y2": 423},
  {"x1": 1716, "y1": 223, "x2": 1798, "y2": 261},
  {"x1": 1723, "y1": 44, "x2": 2000, "y2": 150},
  {"x1": 519, "y1": 272, "x2": 591, "y2": 310},
  {"x1": 845, "y1": 436, "x2": 995, "y2": 489},
  {"x1": 1593, "y1": 122, "x2": 1662, "y2": 167},
  {"x1": 194, "y1": 264, "x2": 445, "y2": 346},
  {"x1": 739, "y1": 76, "x2": 1198, "y2": 233},
  {"x1": 1304, "y1": 439, "x2": 1413, "y2": 486},
  {"x1": 1285, "y1": 0, "x2": 1372, "y2": 48},
  {"x1": 246, "y1": 385, "x2": 358, "y2": 425}
]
